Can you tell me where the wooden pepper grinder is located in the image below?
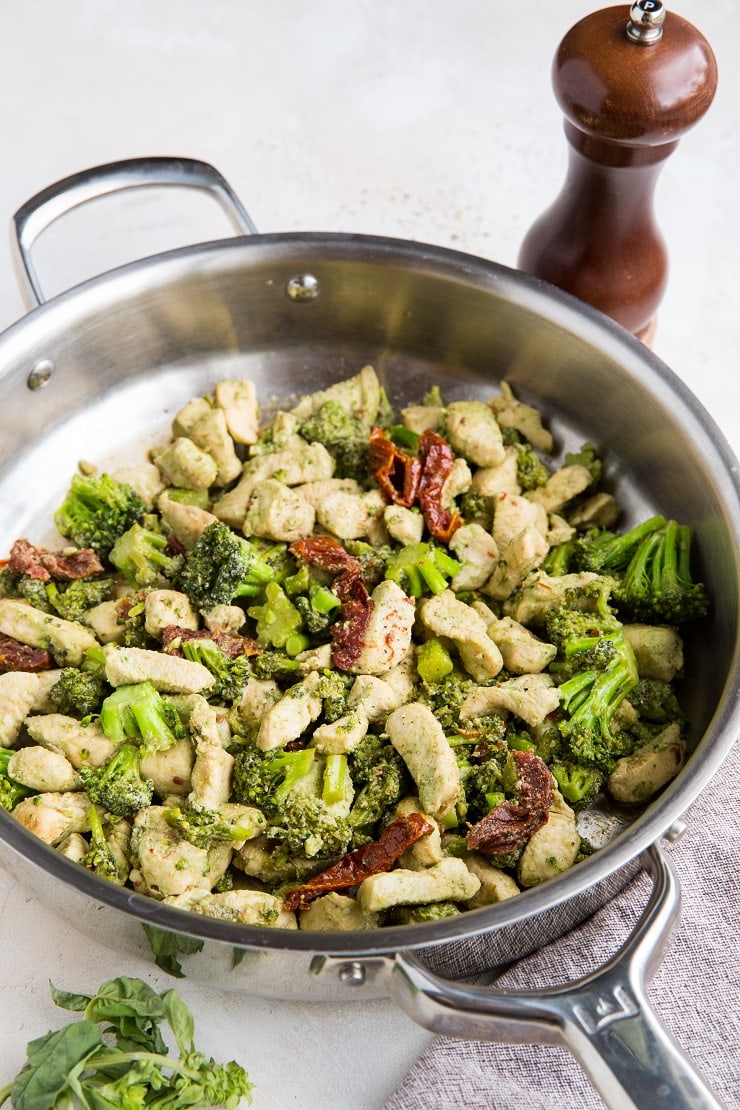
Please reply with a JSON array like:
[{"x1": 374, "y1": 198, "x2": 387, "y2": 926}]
[{"x1": 518, "y1": 0, "x2": 717, "y2": 342}]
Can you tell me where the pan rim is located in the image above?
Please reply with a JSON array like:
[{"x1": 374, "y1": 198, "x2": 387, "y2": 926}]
[{"x1": 1, "y1": 229, "x2": 739, "y2": 958}]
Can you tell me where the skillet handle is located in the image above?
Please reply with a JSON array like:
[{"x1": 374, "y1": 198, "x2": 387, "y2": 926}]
[
  {"x1": 11, "y1": 156, "x2": 257, "y2": 308},
  {"x1": 391, "y1": 844, "x2": 726, "y2": 1110}
]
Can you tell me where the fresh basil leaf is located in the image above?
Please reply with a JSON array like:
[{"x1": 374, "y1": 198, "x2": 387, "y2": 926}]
[
  {"x1": 49, "y1": 983, "x2": 92, "y2": 1012},
  {"x1": 162, "y1": 989, "x2": 195, "y2": 1055},
  {"x1": 141, "y1": 923, "x2": 204, "y2": 978},
  {"x1": 11, "y1": 1020, "x2": 102, "y2": 1110},
  {"x1": 85, "y1": 975, "x2": 166, "y2": 1021}
]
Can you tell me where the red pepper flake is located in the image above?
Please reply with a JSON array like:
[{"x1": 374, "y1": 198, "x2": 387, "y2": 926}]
[
  {"x1": 368, "y1": 427, "x2": 421, "y2": 508},
  {"x1": 282, "y1": 812, "x2": 434, "y2": 912},
  {"x1": 417, "y1": 431, "x2": 462, "y2": 543},
  {"x1": 0, "y1": 632, "x2": 53, "y2": 672},
  {"x1": 8, "y1": 538, "x2": 104, "y2": 582},
  {"x1": 465, "y1": 749, "x2": 554, "y2": 856}
]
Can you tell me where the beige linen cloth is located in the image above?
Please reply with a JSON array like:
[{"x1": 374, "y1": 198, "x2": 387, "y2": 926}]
[{"x1": 385, "y1": 738, "x2": 740, "y2": 1110}]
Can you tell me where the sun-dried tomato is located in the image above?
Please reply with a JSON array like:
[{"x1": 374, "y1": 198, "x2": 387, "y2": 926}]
[
  {"x1": 466, "y1": 749, "x2": 553, "y2": 855},
  {"x1": 368, "y1": 427, "x2": 422, "y2": 508},
  {"x1": 8, "y1": 538, "x2": 104, "y2": 582},
  {"x1": 283, "y1": 812, "x2": 434, "y2": 911},
  {"x1": 0, "y1": 632, "x2": 53, "y2": 672},
  {"x1": 290, "y1": 535, "x2": 373, "y2": 670},
  {"x1": 290, "y1": 535, "x2": 362, "y2": 580},
  {"x1": 417, "y1": 431, "x2": 462, "y2": 543},
  {"x1": 331, "y1": 577, "x2": 374, "y2": 670}
]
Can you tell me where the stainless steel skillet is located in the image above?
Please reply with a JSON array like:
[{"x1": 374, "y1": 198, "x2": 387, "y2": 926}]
[{"x1": 1, "y1": 157, "x2": 738, "y2": 1108}]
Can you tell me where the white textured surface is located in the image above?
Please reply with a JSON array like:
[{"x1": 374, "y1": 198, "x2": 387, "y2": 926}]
[{"x1": 0, "y1": 2, "x2": 737, "y2": 1108}]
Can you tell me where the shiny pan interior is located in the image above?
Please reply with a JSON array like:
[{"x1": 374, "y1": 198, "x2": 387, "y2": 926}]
[{"x1": 0, "y1": 233, "x2": 738, "y2": 996}]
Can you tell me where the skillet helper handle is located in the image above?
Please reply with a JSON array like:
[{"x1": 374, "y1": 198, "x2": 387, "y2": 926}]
[
  {"x1": 391, "y1": 844, "x2": 726, "y2": 1110},
  {"x1": 11, "y1": 156, "x2": 257, "y2": 308},
  {"x1": 517, "y1": 1, "x2": 717, "y2": 342}
]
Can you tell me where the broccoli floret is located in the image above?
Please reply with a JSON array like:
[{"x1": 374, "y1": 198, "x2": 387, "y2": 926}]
[
  {"x1": 180, "y1": 638, "x2": 251, "y2": 703},
  {"x1": 344, "y1": 541, "x2": 394, "y2": 590},
  {"x1": 299, "y1": 400, "x2": 371, "y2": 482},
  {"x1": 557, "y1": 636, "x2": 639, "y2": 771},
  {"x1": 628, "y1": 678, "x2": 687, "y2": 726},
  {"x1": 385, "y1": 542, "x2": 462, "y2": 598},
  {"x1": 292, "y1": 581, "x2": 342, "y2": 637},
  {"x1": 248, "y1": 539, "x2": 297, "y2": 584},
  {"x1": 546, "y1": 606, "x2": 623, "y2": 678},
  {"x1": 54, "y1": 472, "x2": 146, "y2": 558},
  {"x1": 397, "y1": 902, "x2": 461, "y2": 923},
  {"x1": 462, "y1": 747, "x2": 511, "y2": 824},
  {"x1": 416, "y1": 671, "x2": 473, "y2": 733},
  {"x1": 422, "y1": 385, "x2": 444, "y2": 408},
  {"x1": 0, "y1": 570, "x2": 53, "y2": 612},
  {"x1": 0, "y1": 750, "x2": 33, "y2": 811},
  {"x1": 247, "y1": 582, "x2": 304, "y2": 649},
  {"x1": 347, "y1": 739, "x2": 406, "y2": 835},
  {"x1": 232, "y1": 743, "x2": 352, "y2": 861},
  {"x1": 614, "y1": 518, "x2": 709, "y2": 625},
  {"x1": 527, "y1": 721, "x2": 565, "y2": 765},
  {"x1": 109, "y1": 523, "x2": 183, "y2": 588},
  {"x1": 577, "y1": 515, "x2": 666, "y2": 575},
  {"x1": 162, "y1": 802, "x2": 256, "y2": 848},
  {"x1": 515, "y1": 442, "x2": 550, "y2": 491},
  {"x1": 268, "y1": 794, "x2": 352, "y2": 861},
  {"x1": 232, "y1": 743, "x2": 316, "y2": 813},
  {"x1": 300, "y1": 399, "x2": 355, "y2": 443},
  {"x1": 315, "y1": 670, "x2": 353, "y2": 722},
  {"x1": 178, "y1": 521, "x2": 276, "y2": 612},
  {"x1": 551, "y1": 761, "x2": 604, "y2": 809},
  {"x1": 81, "y1": 806, "x2": 127, "y2": 884},
  {"x1": 250, "y1": 651, "x2": 302, "y2": 682},
  {"x1": 78, "y1": 743, "x2": 154, "y2": 817},
  {"x1": 458, "y1": 490, "x2": 493, "y2": 529},
  {"x1": 564, "y1": 441, "x2": 602, "y2": 486},
  {"x1": 99, "y1": 681, "x2": 185, "y2": 755},
  {"x1": 45, "y1": 577, "x2": 115, "y2": 622},
  {"x1": 478, "y1": 847, "x2": 524, "y2": 872},
  {"x1": 49, "y1": 667, "x2": 108, "y2": 718},
  {"x1": 113, "y1": 595, "x2": 153, "y2": 648}
]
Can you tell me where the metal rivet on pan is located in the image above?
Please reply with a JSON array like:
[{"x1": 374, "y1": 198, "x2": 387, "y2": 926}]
[
  {"x1": 663, "y1": 819, "x2": 688, "y2": 843},
  {"x1": 286, "y1": 273, "x2": 320, "y2": 301},
  {"x1": 338, "y1": 961, "x2": 366, "y2": 987},
  {"x1": 27, "y1": 358, "x2": 54, "y2": 390}
]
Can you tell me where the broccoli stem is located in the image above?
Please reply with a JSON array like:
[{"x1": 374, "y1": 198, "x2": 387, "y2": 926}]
[
  {"x1": 99, "y1": 682, "x2": 181, "y2": 753},
  {"x1": 417, "y1": 638, "x2": 454, "y2": 684},
  {"x1": 285, "y1": 632, "x2": 311, "y2": 656},
  {"x1": 579, "y1": 514, "x2": 666, "y2": 573},
  {"x1": 312, "y1": 586, "x2": 341, "y2": 615},
  {"x1": 385, "y1": 543, "x2": 462, "y2": 598},
  {"x1": 389, "y1": 424, "x2": 421, "y2": 452},
  {"x1": 322, "y1": 753, "x2": 349, "y2": 805},
  {"x1": 272, "y1": 748, "x2": 316, "y2": 806}
]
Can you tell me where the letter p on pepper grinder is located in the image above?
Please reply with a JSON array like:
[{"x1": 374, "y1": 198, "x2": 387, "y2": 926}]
[{"x1": 518, "y1": 1, "x2": 717, "y2": 343}]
